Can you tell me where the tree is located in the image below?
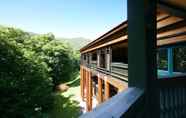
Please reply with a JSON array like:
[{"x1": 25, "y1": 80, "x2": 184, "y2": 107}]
[
  {"x1": 0, "y1": 26, "x2": 79, "y2": 117},
  {"x1": 0, "y1": 36, "x2": 53, "y2": 118}
]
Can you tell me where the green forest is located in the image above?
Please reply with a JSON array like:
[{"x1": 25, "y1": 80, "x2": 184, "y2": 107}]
[{"x1": 0, "y1": 26, "x2": 82, "y2": 118}]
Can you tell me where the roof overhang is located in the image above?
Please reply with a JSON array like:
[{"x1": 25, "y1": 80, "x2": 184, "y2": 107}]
[{"x1": 80, "y1": 1, "x2": 186, "y2": 53}]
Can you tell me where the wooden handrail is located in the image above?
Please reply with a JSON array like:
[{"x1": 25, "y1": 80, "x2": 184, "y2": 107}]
[{"x1": 80, "y1": 88, "x2": 144, "y2": 118}]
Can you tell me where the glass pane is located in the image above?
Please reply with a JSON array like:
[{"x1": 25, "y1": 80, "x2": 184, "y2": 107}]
[
  {"x1": 157, "y1": 49, "x2": 168, "y2": 70},
  {"x1": 173, "y1": 47, "x2": 186, "y2": 72}
]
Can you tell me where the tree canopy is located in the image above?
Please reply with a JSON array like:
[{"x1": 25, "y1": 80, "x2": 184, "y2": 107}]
[{"x1": 0, "y1": 26, "x2": 79, "y2": 117}]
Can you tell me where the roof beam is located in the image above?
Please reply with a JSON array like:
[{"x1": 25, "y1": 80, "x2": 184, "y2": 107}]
[
  {"x1": 81, "y1": 35, "x2": 127, "y2": 54},
  {"x1": 158, "y1": 1, "x2": 186, "y2": 19}
]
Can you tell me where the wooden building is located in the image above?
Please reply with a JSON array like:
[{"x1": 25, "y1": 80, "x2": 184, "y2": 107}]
[{"x1": 80, "y1": 0, "x2": 186, "y2": 117}]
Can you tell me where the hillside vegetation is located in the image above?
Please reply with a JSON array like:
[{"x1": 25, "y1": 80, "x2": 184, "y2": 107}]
[
  {"x1": 0, "y1": 26, "x2": 80, "y2": 118},
  {"x1": 57, "y1": 37, "x2": 91, "y2": 50}
]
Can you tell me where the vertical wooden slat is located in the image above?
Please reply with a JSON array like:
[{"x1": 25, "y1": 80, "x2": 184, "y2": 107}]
[
  {"x1": 98, "y1": 74, "x2": 103, "y2": 104},
  {"x1": 105, "y1": 79, "x2": 110, "y2": 100}
]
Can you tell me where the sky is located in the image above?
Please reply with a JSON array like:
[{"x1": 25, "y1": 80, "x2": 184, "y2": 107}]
[{"x1": 0, "y1": 0, "x2": 127, "y2": 40}]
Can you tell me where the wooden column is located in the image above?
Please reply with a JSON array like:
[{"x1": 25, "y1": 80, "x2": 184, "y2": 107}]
[
  {"x1": 106, "y1": 47, "x2": 111, "y2": 71},
  {"x1": 97, "y1": 50, "x2": 100, "y2": 68},
  {"x1": 128, "y1": 0, "x2": 158, "y2": 117},
  {"x1": 86, "y1": 69, "x2": 89, "y2": 111},
  {"x1": 81, "y1": 67, "x2": 86, "y2": 101},
  {"x1": 104, "y1": 79, "x2": 110, "y2": 100},
  {"x1": 88, "y1": 71, "x2": 92, "y2": 111},
  {"x1": 80, "y1": 66, "x2": 83, "y2": 99},
  {"x1": 83, "y1": 69, "x2": 86, "y2": 101},
  {"x1": 98, "y1": 74, "x2": 103, "y2": 104},
  {"x1": 89, "y1": 53, "x2": 92, "y2": 67}
]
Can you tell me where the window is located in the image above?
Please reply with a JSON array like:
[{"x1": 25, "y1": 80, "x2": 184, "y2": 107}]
[
  {"x1": 157, "y1": 49, "x2": 168, "y2": 70},
  {"x1": 157, "y1": 46, "x2": 186, "y2": 78},
  {"x1": 173, "y1": 47, "x2": 186, "y2": 73}
]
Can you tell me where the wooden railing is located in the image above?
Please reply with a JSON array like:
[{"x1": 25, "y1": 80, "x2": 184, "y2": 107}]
[
  {"x1": 90, "y1": 61, "x2": 97, "y2": 69},
  {"x1": 80, "y1": 88, "x2": 144, "y2": 118},
  {"x1": 156, "y1": 76, "x2": 186, "y2": 118},
  {"x1": 111, "y1": 62, "x2": 128, "y2": 81},
  {"x1": 89, "y1": 62, "x2": 129, "y2": 81},
  {"x1": 81, "y1": 63, "x2": 186, "y2": 117}
]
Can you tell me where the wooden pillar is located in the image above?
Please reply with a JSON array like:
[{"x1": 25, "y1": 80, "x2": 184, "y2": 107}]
[
  {"x1": 97, "y1": 50, "x2": 100, "y2": 68},
  {"x1": 81, "y1": 67, "x2": 86, "y2": 101},
  {"x1": 83, "y1": 69, "x2": 86, "y2": 101},
  {"x1": 106, "y1": 47, "x2": 111, "y2": 71},
  {"x1": 128, "y1": 0, "x2": 158, "y2": 117},
  {"x1": 88, "y1": 71, "x2": 92, "y2": 111},
  {"x1": 98, "y1": 74, "x2": 103, "y2": 104},
  {"x1": 89, "y1": 53, "x2": 92, "y2": 67},
  {"x1": 85, "y1": 69, "x2": 89, "y2": 111},
  {"x1": 104, "y1": 79, "x2": 110, "y2": 100},
  {"x1": 85, "y1": 69, "x2": 92, "y2": 111},
  {"x1": 80, "y1": 66, "x2": 83, "y2": 99}
]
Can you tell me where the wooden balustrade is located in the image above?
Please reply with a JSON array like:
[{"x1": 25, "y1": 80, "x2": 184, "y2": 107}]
[
  {"x1": 155, "y1": 76, "x2": 186, "y2": 117},
  {"x1": 80, "y1": 88, "x2": 144, "y2": 118}
]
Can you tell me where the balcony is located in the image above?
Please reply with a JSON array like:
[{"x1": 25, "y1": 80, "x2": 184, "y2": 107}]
[
  {"x1": 80, "y1": 76, "x2": 186, "y2": 118},
  {"x1": 80, "y1": 88, "x2": 145, "y2": 118}
]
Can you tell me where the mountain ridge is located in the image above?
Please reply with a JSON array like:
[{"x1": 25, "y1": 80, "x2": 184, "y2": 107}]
[{"x1": 56, "y1": 37, "x2": 91, "y2": 50}]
